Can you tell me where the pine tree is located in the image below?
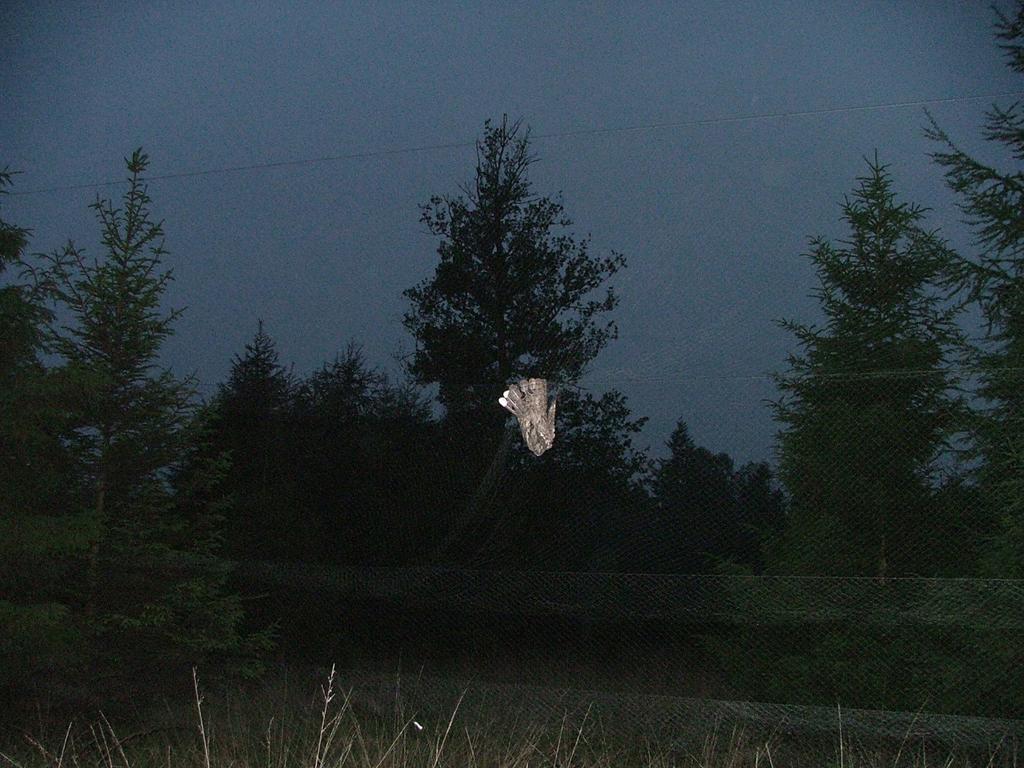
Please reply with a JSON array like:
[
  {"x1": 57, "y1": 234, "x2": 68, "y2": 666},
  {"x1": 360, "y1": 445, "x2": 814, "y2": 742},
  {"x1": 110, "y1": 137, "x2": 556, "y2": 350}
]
[
  {"x1": 926, "y1": 1, "x2": 1024, "y2": 578},
  {"x1": 768, "y1": 156, "x2": 967, "y2": 578},
  {"x1": 402, "y1": 116, "x2": 646, "y2": 568},
  {"x1": 649, "y1": 421, "x2": 737, "y2": 573},
  {"x1": 646, "y1": 421, "x2": 784, "y2": 574},
  {"x1": 403, "y1": 116, "x2": 626, "y2": 424},
  {"x1": 21, "y1": 150, "x2": 265, "y2": 684},
  {"x1": 208, "y1": 320, "x2": 297, "y2": 561}
]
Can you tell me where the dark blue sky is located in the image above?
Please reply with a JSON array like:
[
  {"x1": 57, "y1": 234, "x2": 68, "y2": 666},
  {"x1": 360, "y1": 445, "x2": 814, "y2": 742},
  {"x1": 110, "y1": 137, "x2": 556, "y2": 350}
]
[{"x1": 2, "y1": 2, "x2": 1019, "y2": 465}]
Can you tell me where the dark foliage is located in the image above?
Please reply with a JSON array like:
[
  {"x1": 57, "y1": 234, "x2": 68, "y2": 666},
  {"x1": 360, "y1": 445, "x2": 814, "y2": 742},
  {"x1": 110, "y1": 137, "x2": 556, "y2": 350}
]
[
  {"x1": 926, "y1": 0, "x2": 1024, "y2": 580},
  {"x1": 2, "y1": 153, "x2": 268, "y2": 707},
  {"x1": 767, "y1": 156, "x2": 969, "y2": 579},
  {"x1": 648, "y1": 420, "x2": 785, "y2": 574}
]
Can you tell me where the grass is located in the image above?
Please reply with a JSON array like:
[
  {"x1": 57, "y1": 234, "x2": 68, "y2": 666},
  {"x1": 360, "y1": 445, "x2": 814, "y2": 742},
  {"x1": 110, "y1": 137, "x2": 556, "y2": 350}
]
[{"x1": 0, "y1": 665, "x2": 1018, "y2": 768}]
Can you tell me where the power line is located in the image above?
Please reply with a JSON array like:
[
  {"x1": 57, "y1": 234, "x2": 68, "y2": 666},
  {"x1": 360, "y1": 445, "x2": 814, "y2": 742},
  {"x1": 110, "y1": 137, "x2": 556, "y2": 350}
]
[
  {"x1": 9, "y1": 91, "x2": 1022, "y2": 198},
  {"x1": 583, "y1": 364, "x2": 1024, "y2": 385}
]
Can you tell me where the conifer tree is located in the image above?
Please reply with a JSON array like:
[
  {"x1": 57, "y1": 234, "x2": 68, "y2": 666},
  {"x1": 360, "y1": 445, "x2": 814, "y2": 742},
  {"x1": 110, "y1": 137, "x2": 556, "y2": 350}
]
[
  {"x1": 646, "y1": 421, "x2": 785, "y2": 574},
  {"x1": 291, "y1": 343, "x2": 438, "y2": 565},
  {"x1": 926, "y1": 1, "x2": 1024, "y2": 577},
  {"x1": 0, "y1": 168, "x2": 51, "y2": 518},
  {"x1": 0, "y1": 169, "x2": 88, "y2": 692},
  {"x1": 291, "y1": 342, "x2": 386, "y2": 563},
  {"x1": 22, "y1": 150, "x2": 264, "y2": 681},
  {"x1": 403, "y1": 116, "x2": 626, "y2": 424},
  {"x1": 208, "y1": 320, "x2": 297, "y2": 560},
  {"x1": 402, "y1": 117, "x2": 646, "y2": 567},
  {"x1": 711, "y1": 159, "x2": 973, "y2": 716},
  {"x1": 649, "y1": 421, "x2": 737, "y2": 573},
  {"x1": 768, "y1": 156, "x2": 967, "y2": 578}
]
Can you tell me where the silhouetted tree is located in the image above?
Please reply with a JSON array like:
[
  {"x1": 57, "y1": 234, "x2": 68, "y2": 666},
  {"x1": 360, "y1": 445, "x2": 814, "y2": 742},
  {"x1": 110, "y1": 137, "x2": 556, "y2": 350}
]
[
  {"x1": 508, "y1": 387, "x2": 649, "y2": 571},
  {"x1": 359, "y1": 375, "x2": 441, "y2": 564},
  {"x1": 208, "y1": 320, "x2": 298, "y2": 560},
  {"x1": 710, "y1": 159, "x2": 989, "y2": 718},
  {"x1": 767, "y1": 156, "x2": 967, "y2": 578},
  {"x1": 0, "y1": 169, "x2": 28, "y2": 271},
  {"x1": 210, "y1": 332, "x2": 441, "y2": 567},
  {"x1": 289, "y1": 342, "x2": 438, "y2": 565},
  {"x1": 927, "y1": 1, "x2": 1024, "y2": 578},
  {"x1": 647, "y1": 421, "x2": 784, "y2": 574},
  {"x1": 402, "y1": 116, "x2": 645, "y2": 567},
  {"x1": 404, "y1": 116, "x2": 625, "y2": 421},
  {"x1": 649, "y1": 421, "x2": 736, "y2": 573},
  {"x1": 20, "y1": 150, "x2": 263, "y2": 685},
  {"x1": 289, "y1": 343, "x2": 382, "y2": 561},
  {"x1": 729, "y1": 460, "x2": 787, "y2": 572},
  {"x1": 0, "y1": 169, "x2": 88, "y2": 695},
  {"x1": 0, "y1": 168, "x2": 56, "y2": 523}
]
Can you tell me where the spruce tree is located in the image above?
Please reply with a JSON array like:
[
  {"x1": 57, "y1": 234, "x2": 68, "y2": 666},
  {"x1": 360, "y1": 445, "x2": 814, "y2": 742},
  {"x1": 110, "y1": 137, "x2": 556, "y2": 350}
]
[
  {"x1": 22, "y1": 150, "x2": 265, "y2": 684},
  {"x1": 208, "y1": 320, "x2": 298, "y2": 561},
  {"x1": 647, "y1": 420, "x2": 784, "y2": 574},
  {"x1": 291, "y1": 342, "x2": 386, "y2": 564},
  {"x1": 291, "y1": 343, "x2": 438, "y2": 565},
  {"x1": 712, "y1": 158, "x2": 973, "y2": 716},
  {"x1": 768, "y1": 156, "x2": 967, "y2": 578},
  {"x1": 926, "y1": 1, "x2": 1024, "y2": 577},
  {"x1": 649, "y1": 421, "x2": 738, "y2": 573}
]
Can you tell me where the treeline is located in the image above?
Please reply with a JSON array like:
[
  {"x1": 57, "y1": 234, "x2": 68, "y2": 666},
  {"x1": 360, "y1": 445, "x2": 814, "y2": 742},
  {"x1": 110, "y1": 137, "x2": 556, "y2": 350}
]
[
  {"x1": 202, "y1": 319, "x2": 786, "y2": 574},
  {"x1": 3, "y1": 2, "x2": 1023, "y2": 716}
]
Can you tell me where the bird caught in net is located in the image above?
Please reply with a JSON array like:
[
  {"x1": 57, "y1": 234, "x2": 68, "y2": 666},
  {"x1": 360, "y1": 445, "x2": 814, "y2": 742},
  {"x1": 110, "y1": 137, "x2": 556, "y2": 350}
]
[{"x1": 499, "y1": 378, "x2": 557, "y2": 456}]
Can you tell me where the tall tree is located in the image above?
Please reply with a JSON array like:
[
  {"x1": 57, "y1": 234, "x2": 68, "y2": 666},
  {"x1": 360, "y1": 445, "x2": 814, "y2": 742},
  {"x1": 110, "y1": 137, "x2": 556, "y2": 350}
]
[
  {"x1": 354, "y1": 367, "x2": 440, "y2": 565},
  {"x1": 403, "y1": 116, "x2": 626, "y2": 424},
  {"x1": 926, "y1": 1, "x2": 1024, "y2": 577},
  {"x1": 401, "y1": 117, "x2": 646, "y2": 567},
  {"x1": 649, "y1": 421, "x2": 737, "y2": 573},
  {"x1": 505, "y1": 387, "x2": 649, "y2": 571},
  {"x1": 0, "y1": 168, "x2": 50, "y2": 509},
  {"x1": 767, "y1": 156, "x2": 967, "y2": 578},
  {"x1": 729, "y1": 460, "x2": 787, "y2": 572},
  {"x1": 289, "y1": 342, "x2": 430, "y2": 565},
  {"x1": 21, "y1": 150, "x2": 263, "y2": 683},
  {"x1": 208, "y1": 320, "x2": 298, "y2": 561},
  {"x1": 0, "y1": 168, "x2": 29, "y2": 270},
  {"x1": 0, "y1": 167, "x2": 52, "y2": 518},
  {"x1": 712, "y1": 160, "x2": 983, "y2": 717}
]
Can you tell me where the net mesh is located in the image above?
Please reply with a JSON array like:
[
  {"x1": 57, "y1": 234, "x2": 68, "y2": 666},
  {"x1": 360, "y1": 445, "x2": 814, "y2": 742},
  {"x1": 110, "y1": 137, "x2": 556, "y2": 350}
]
[{"x1": 229, "y1": 368, "x2": 1024, "y2": 760}]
